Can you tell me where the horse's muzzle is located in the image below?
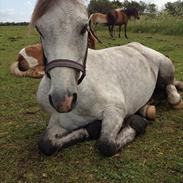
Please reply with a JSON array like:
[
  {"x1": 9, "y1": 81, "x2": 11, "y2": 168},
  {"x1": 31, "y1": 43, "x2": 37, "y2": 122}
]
[{"x1": 49, "y1": 92, "x2": 77, "y2": 113}]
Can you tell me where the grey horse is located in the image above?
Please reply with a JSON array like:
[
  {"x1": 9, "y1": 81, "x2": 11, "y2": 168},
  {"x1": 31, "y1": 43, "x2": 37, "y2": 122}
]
[{"x1": 30, "y1": 0, "x2": 183, "y2": 156}]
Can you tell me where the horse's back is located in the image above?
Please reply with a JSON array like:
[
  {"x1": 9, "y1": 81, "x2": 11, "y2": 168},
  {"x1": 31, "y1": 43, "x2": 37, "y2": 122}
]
[
  {"x1": 107, "y1": 9, "x2": 127, "y2": 25},
  {"x1": 85, "y1": 42, "x2": 165, "y2": 114},
  {"x1": 88, "y1": 42, "x2": 164, "y2": 76},
  {"x1": 116, "y1": 10, "x2": 127, "y2": 24}
]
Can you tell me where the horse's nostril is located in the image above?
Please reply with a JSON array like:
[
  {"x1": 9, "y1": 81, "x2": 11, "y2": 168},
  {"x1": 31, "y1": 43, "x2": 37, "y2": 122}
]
[
  {"x1": 72, "y1": 93, "x2": 77, "y2": 109},
  {"x1": 49, "y1": 94, "x2": 54, "y2": 108},
  {"x1": 48, "y1": 92, "x2": 77, "y2": 112}
]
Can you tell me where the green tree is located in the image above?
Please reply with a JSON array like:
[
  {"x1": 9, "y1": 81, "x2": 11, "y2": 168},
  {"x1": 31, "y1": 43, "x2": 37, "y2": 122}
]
[
  {"x1": 165, "y1": 0, "x2": 183, "y2": 16},
  {"x1": 88, "y1": 0, "x2": 113, "y2": 14},
  {"x1": 139, "y1": 1, "x2": 147, "y2": 14},
  {"x1": 146, "y1": 3, "x2": 157, "y2": 14},
  {"x1": 123, "y1": 0, "x2": 140, "y2": 9},
  {"x1": 111, "y1": 0, "x2": 123, "y2": 9}
]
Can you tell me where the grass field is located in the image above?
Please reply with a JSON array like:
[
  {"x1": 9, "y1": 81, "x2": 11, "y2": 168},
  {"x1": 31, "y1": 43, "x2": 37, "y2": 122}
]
[
  {"x1": 128, "y1": 15, "x2": 183, "y2": 36},
  {"x1": 0, "y1": 25, "x2": 183, "y2": 183}
]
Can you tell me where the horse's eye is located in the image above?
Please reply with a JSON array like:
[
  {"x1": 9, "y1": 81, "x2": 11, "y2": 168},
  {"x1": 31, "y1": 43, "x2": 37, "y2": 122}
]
[
  {"x1": 80, "y1": 24, "x2": 88, "y2": 35},
  {"x1": 35, "y1": 26, "x2": 44, "y2": 38}
]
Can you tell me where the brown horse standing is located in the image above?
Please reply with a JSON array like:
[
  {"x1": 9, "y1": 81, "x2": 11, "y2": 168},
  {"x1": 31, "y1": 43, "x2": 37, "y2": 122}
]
[{"x1": 107, "y1": 8, "x2": 140, "y2": 38}]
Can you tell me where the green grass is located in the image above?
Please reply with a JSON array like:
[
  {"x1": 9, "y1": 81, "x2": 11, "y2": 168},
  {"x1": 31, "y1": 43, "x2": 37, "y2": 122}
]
[
  {"x1": 127, "y1": 15, "x2": 183, "y2": 36},
  {"x1": 0, "y1": 25, "x2": 183, "y2": 183}
]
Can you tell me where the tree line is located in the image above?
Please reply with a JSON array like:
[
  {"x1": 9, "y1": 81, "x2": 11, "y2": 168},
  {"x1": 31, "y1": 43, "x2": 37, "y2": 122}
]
[
  {"x1": 0, "y1": 22, "x2": 29, "y2": 26},
  {"x1": 88, "y1": 0, "x2": 183, "y2": 16}
]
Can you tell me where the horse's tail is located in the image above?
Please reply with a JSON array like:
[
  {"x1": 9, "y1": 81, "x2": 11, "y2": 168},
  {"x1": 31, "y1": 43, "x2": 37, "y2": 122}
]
[
  {"x1": 88, "y1": 14, "x2": 102, "y2": 44},
  {"x1": 10, "y1": 62, "x2": 27, "y2": 77},
  {"x1": 174, "y1": 80, "x2": 183, "y2": 91},
  {"x1": 88, "y1": 13, "x2": 95, "y2": 25}
]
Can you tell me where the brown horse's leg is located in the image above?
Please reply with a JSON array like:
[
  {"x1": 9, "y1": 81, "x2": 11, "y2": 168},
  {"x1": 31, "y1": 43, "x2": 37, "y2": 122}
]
[
  {"x1": 124, "y1": 23, "x2": 128, "y2": 39},
  {"x1": 111, "y1": 24, "x2": 115, "y2": 38},
  {"x1": 108, "y1": 25, "x2": 113, "y2": 38},
  {"x1": 109, "y1": 25, "x2": 115, "y2": 38},
  {"x1": 119, "y1": 25, "x2": 121, "y2": 38}
]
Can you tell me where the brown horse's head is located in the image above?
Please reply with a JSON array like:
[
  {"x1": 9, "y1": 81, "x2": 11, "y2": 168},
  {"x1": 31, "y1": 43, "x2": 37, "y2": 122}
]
[{"x1": 124, "y1": 8, "x2": 140, "y2": 19}]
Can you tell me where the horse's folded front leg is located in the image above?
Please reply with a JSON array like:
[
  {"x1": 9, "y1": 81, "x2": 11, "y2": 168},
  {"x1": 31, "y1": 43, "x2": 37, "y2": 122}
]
[
  {"x1": 116, "y1": 115, "x2": 149, "y2": 150},
  {"x1": 96, "y1": 107, "x2": 149, "y2": 156},
  {"x1": 96, "y1": 108, "x2": 125, "y2": 156},
  {"x1": 55, "y1": 120, "x2": 102, "y2": 149},
  {"x1": 54, "y1": 128, "x2": 90, "y2": 149},
  {"x1": 39, "y1": 127, "x2": 91, "y2": 155}
]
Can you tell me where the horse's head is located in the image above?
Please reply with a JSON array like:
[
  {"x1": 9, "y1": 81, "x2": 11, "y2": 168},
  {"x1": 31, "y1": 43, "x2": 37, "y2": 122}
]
[
  {"x1": 133, "y1": 8, "x2": 140, "y2": 19},
  {"x1": 31, "y1": 0, "x2": 88, "y2": 113},
  {"x1": 124, "y1": 8, "x2": 140, "y2": 19}
]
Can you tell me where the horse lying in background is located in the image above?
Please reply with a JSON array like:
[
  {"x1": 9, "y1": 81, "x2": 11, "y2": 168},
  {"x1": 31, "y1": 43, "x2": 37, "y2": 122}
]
[
  {"x1": 10, "y1": 43, "x2": 45, "y2": 78},
  {"x1": 10, "y1": 32, "x2": 97, "y2": 78},
  {"x1": 90, "y1": 8, "x2": 140, "y2": 39}
]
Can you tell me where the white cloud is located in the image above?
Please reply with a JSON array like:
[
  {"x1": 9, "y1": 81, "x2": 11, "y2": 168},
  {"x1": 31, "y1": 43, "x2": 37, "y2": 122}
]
[
  {"x1": 0, "y1": 8, "x2": 17, "y2": 22},
  {"x1": 0, "y1": 0, "x2": 36, "y2": 22},
  {"x1": 24, "y1": 1, "x2": 32, "y2": 6},
  {"x1": 0, "y1": 8, "x2": 32, "y2": 22}
]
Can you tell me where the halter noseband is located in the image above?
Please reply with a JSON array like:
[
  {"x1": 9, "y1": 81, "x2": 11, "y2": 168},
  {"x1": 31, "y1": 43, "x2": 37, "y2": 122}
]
[{"x1": 45, "y1": 45, "x2": 88, "y2": 85}]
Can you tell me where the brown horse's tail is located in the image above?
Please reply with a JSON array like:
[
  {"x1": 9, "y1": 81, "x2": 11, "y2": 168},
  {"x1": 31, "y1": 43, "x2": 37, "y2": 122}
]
[
  {"x1": 88, "y1": 14, "x2": 102, "y2": 44},
  {"x1": 174, "y1": 80, "x2": 183, "y2": 91}
]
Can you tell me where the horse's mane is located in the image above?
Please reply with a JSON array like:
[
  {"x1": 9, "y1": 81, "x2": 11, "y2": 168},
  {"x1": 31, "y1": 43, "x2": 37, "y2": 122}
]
[
  {"x1": 30, "y1": 0, "x2": 59, "y2": 28},
  {"x1": 30, "y1": 0, "x2": 85, "y2": 28}
]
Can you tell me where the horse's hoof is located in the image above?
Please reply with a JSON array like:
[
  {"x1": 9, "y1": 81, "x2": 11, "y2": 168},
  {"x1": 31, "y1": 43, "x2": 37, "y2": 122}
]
[
  {"x1": 145, "y1": 105, "x2": 156, "y2": 120},
  {"x1": 38, "y1": 135, "x2": 57, "y2": 156},
  {"x1": 128, "y1": 115, "x2": 149, "y2": 136},
  {"x1": 139, "y1": 105, "x2": 156, "y2": 120},
  {"x1": 172, "y1": 100, "x2": 183, "y2": 109},
  {"x1": 95, "y1": 139, "x2": 118, "y2": 156},
  {"x1": 85, "y1": 120, "x2": 101, "y2": 140}
]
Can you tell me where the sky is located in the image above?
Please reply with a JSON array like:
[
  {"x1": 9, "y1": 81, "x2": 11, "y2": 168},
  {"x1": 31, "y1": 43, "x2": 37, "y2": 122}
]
[{"x1": 0, "y1": 0, "x2": 178, "y2": 22}]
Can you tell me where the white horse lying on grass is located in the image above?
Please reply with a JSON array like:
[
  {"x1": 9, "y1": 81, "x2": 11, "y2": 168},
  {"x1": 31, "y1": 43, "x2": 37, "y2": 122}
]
[{"x1": 29, "y1": 0, "x2": 183, "y2": 156}]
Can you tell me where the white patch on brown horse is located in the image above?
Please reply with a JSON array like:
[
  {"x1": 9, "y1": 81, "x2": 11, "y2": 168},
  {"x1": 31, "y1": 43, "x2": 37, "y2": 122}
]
[
  {"x1": 10, "y1": 44, "x2": 44, "y2": 78},
  {"x1": 19, "y1": 48, "x2": 40, "y2": 68}
]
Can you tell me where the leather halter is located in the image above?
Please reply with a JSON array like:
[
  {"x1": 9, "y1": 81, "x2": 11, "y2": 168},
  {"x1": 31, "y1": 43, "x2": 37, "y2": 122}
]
[
  {"x1": 45, "y1": 45, "x2": 88, "y2": 85},
  {"x1": 37, "y1": 20, "x2": 101, "y2": 85}
]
